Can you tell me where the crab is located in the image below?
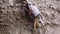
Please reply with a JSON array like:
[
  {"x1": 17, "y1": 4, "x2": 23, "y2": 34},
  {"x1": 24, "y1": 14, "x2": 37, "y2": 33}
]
[{"x1": 21, "y1": 0, "x2": 45, "y2": 31}]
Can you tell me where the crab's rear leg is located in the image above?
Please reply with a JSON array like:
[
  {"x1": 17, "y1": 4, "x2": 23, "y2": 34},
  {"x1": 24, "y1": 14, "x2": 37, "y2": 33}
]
[{"x1": 34, "y1": 18, "x2": 39, "y2": 31}]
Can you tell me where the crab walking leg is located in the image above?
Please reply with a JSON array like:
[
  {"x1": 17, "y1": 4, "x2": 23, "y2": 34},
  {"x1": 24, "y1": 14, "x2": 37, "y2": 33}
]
[
  {"x1": 36, "y1": 18, "x2": 40, "y2": 27},
  {"x1": 34, "y1": 18, "x2": 37, "y2": 31},
  {"x1": 34, "y1": 18, "x2": 39, "y2": 31},
  {"x1": 39, "y1": 16, "x2": 45, "y2": 26},
  {"x1": 34, "y1": 14, "x2": 45, "y2": 31}
]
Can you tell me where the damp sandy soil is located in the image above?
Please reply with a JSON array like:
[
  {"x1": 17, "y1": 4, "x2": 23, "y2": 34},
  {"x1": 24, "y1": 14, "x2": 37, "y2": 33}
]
[{"x1": 0, "y1": 0, "x2": 60, "y2": 34}]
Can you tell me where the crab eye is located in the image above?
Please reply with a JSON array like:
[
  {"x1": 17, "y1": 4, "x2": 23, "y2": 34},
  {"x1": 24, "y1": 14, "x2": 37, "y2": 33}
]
[
  {"x1": 33, "y1": 4, "x2": 35, "y2": 5},
  {"x1": 28, "y1": 4, "x2": 31, "y2": 5}
]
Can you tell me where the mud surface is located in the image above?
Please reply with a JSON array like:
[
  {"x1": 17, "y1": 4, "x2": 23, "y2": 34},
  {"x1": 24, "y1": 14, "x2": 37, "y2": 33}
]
[{"x1": 0, "y1": 0, "x2": 60, "y2": 34}]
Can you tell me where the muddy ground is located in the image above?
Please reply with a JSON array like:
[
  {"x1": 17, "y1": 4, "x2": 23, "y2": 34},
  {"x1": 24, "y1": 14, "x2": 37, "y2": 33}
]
[{"x1": 0, "y1": 0, "x2": 60, "y2": 34}]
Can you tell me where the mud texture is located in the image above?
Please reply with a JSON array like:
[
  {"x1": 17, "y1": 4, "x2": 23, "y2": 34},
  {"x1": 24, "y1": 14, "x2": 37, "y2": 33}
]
[{"x1": 0, "y1": 0, "x2": 60, "y2": 34}]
